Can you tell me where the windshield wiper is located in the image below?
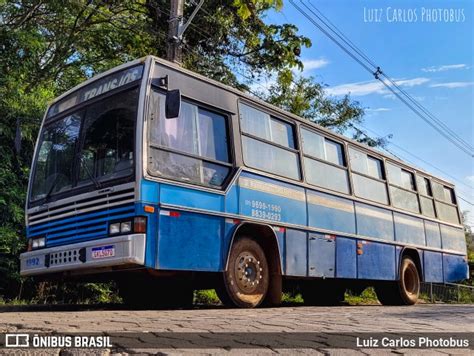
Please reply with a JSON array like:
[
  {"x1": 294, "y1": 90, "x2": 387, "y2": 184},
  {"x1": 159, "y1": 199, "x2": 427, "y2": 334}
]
[
  {"x1": 80, "y1": 156, "x2": 102, "y2": 190},
  {"x1": 43, "y1": 173, "x2": 61, "y2": 202}
]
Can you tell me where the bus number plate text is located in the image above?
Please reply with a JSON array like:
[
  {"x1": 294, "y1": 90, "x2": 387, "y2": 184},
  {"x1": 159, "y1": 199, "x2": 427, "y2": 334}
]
[{"x1": 91, "y1": 245, "x2": 115, "y2": 259}]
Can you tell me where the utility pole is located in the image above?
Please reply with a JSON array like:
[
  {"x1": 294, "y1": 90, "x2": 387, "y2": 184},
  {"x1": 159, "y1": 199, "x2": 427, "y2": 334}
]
[
  {"x1": 166, "y1": 0, "x2": 204, "y2": 65},
  {"x1": 167, "y1": 0, "x2": 184, "y2": 64}
]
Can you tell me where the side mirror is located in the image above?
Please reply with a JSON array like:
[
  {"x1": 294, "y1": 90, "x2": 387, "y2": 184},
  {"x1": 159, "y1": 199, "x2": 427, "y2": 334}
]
[{"x1": 165, "y1": 89, "x2": 181, "y2": 119}]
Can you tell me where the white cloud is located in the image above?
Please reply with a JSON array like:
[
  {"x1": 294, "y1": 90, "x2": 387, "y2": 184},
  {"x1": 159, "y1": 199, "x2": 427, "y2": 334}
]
[
  {"x1": 421, "y1": 64, "x2": 469, "y2": 73},
  {"x1": 301, "y1": 58, "x2": 330, "y2": 72},
  {"x1": 326, "y1": 77, "x2": 429, "y2": 97},
  {"x1": 466, "y1": 176, "x2": 474, "y2": 184},
  {"x1": 430, "y1": 82, "x2": 474, "y2": 89}
]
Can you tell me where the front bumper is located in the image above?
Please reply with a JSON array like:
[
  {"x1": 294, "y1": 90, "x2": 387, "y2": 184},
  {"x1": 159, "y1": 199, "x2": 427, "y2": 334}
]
[{"x1": 20, "y1": 234, "x2": 145, "y2": 276}]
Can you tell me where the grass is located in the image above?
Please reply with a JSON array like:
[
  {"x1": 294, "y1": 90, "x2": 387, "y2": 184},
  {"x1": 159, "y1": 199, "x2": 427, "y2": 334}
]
[
  {"x1": 344, "y1": 287, "x2": 379, "y2": 305},
  {"x1": 194, "y1": 289, "x2": 221, "y2": 305},
  {"x1": 0, "y1": 297, "x2": 29, "y2": 306},
  {"x1": 282, "y1": 292, "x2": 304, "y2": 304}
]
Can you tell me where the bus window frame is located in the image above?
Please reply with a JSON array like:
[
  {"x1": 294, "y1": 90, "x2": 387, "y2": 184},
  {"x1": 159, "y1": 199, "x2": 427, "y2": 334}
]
[
  {"x1": 299, "y1": 125, "x2": 351, "y2": 195},
  {"x1": 416, "y1": 174, "x2": 438, "y2": 219},
  {"x1": 237, "y1": 99, "x2": 302, "y2": 182},
  {"x1": 385, "y1": 162, "x2": 421, "y2": 214},
  {"x1": 146, "y1": 86, "x2": 236, "y2": 191},
  {"x1": 346, "y1": 145, "x2": 391, "y2": 206},
  {"x1": 430, "y1": 179, "x2": 461, "y2": 224}
]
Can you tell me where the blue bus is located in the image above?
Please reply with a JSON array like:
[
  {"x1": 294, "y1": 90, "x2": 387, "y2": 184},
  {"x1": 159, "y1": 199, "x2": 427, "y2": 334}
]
[{"x1": 20, "y1": 56, "x2": 469, "y2": 308}]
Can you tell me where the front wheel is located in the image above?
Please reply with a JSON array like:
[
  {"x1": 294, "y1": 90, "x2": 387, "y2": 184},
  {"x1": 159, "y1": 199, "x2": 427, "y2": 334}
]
[
  {"x1": 218, "y1": 237, "x2": 269, "y2": 308},
  {"x1": 376, "y1": 256, "x2": 420, "y2": 305}
]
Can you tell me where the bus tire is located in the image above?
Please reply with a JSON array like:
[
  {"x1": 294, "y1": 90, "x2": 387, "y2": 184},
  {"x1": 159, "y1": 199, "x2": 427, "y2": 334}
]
[
  {"x1": 301, "y1": 281, "x2": 345, "y2": 306},
  {"x1": 220, "y1": 236, "x2": 269, "y2": 308},
  {"x1": 376, "y1": 256, "x2": 420, "y2": 305}
]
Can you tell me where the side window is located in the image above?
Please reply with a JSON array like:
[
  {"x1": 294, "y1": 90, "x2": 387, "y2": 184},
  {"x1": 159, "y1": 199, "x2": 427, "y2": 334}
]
[
  {"x1": 417, "y1": 176, "x2": 432, "y2": 197},
  {"x1": 148, "y1": 90, "x2": 231, "y2": 188},
  {"x1": 301, "y1": 128, "x2": 349, "y2": 194},
  {"x1": 432, "y1": 181, "x2": 459, "y2": 224},
  {"x1": 367, "y1": 156, "x2": 384, "y2": 180},
  {"x1": 443, "y1": 186, "x2": 456, "y2": 204},
  {"x1": 240, "y1": 104, "x2": 295, "y2": 148},
  {"x1": 387, "y1": 163, "x2": 420, "y2": 213},
  {"x1": 349, "y1": 147, "x2": 388, "y2": 204},
  {"x1": 417, "y1": 175, "x2": 436, "y2": 218},
  {"x1": 239, "y1": 103, "x2": 300, "y2": 180}
]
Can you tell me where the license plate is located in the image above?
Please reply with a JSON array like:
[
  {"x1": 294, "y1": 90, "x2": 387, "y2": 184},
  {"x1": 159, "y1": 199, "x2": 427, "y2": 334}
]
[{"x1": 91, "y1": 245, "x2": 115, "y2": 259}]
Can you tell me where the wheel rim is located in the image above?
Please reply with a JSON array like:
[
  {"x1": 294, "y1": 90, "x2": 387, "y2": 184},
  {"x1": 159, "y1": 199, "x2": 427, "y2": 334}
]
[
  {"x1": 404, "y1": 263, "x2": 419, "y2": 297},
  {"x1": 234, "y1": 251, "x2": 263, "y2": 293}
]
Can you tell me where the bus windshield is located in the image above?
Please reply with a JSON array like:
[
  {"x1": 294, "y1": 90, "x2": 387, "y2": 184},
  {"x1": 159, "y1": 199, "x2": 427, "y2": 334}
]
[{"x1": 30, "y1": 87, "x2": 138, "y2": 202}]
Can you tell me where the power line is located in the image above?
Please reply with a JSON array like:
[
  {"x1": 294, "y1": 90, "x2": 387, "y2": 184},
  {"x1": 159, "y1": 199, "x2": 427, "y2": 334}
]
[
  {"x1": 290, "y1": 0, "x2": 473, "y2": 157},
  {"x1": 301, "y1": 1, "x2": 474, "y2": 152},
  {"x1": 304, "y1": 1, "x2": 473, "y2": 152}
]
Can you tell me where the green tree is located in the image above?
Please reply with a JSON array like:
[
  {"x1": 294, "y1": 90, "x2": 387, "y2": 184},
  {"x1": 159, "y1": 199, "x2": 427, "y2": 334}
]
[{"x1": 264, "y1": 74, "x2": 364, "y2": 132}]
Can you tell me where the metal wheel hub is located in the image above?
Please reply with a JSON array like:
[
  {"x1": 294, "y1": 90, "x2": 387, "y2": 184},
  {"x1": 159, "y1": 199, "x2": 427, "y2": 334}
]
[{"x1": 234, "y1": 252, "x2": 263, "y2": 292}]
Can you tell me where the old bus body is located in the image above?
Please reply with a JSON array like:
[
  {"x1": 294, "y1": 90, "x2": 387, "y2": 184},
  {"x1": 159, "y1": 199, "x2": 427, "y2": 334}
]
[{"x1": 20, "y1": 56, "x2": 469, "y2": 307}]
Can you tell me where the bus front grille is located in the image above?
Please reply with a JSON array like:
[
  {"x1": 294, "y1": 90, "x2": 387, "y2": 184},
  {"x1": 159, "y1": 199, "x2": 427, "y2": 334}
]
[{"x1": 26, "y1": 183, "x2": 135, "y2": 247}]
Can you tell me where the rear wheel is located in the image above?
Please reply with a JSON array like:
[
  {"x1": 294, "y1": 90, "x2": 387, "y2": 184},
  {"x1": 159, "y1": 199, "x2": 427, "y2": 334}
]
[
  {"x1": 218, "y1": 237, "x2": 269, "y2": 308},
  {"x1": 375, "y1": 256, "x2": 420, "y2": 305}
]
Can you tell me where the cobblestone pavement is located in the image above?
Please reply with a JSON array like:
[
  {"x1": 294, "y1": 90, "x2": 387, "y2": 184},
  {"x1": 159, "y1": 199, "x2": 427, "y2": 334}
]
[{"x1": 0, "y1": 304, "x2": 472, "y2": 355}]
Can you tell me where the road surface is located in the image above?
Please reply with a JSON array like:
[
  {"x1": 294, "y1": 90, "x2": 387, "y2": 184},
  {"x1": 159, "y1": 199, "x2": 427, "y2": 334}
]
[{"x1": 0, "y1": 304, "x2": 473, "y2": 354}]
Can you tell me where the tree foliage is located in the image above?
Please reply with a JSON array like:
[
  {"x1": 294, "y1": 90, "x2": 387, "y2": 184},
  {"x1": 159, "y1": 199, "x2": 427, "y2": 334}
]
[{"x1": 0, "y1": 0, "x2": 368, "y2": 301}]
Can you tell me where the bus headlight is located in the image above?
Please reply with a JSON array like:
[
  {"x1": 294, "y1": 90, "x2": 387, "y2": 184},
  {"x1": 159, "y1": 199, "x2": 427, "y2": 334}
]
[
  {"x1": 32, "y1": 237, "x2": 46, "y2": 250},
  {"x1": 109, "y1": 217, "x2": 146, "y2": 235},
  {"x1": 109, "y1": 223, "x2": 121, "y2": 234},
  {"x1": 120, "y1": 221, "x2": 132, "y2": 233}
]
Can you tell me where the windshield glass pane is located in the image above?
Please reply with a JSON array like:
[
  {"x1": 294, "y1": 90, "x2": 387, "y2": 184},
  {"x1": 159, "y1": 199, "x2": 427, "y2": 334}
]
[
  {"x1": 30, "y1": 87, "x2": 138, "y2": 202},
  {"x1": 78, "y1": 88, "x2": 138, "y2": 184},
  {"x1": 31, "y1": 114, "x2": 81, "y2": 200}
]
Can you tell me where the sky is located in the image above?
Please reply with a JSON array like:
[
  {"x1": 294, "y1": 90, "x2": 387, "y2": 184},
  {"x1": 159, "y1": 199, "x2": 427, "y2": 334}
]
[{"x1": 263, "y1": 0, "x2": 473, "y2": 227}]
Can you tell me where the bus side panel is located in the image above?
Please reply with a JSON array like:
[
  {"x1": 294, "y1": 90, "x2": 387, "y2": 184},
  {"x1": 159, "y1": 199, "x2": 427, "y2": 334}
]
[
  {"x1": 160, "y1": 184, "x2": 225, "y2": 212},
  {"x1": 354, "y1": 203, "x2": 394, "y2": 242},
  {"x1": 424, "y1": 220, "x2": 442, "y2": 249},
  {"x1": 238, "y1": 173, "x2": 307, "y2": 226},
  {"x1": 424, "y1": 251, "x2": 444, "y2": 283},
  {"x1": 443, "y1": 254, "x2": 468, "y2": 282},
  {"x1": 285, "y1": 229, "x2": 307, "y2": 277},
  {"x1": 307, "y1": 191, "x2": 356, "y2": 234},
  {"x1": 308, "y1": 233, "x2": 336, "y2": 278},
  {"x1": 157, "y1": 210, "x2": 224, "y2": 271},
  {"x1": 140, "y1": 181, "x2": 160, "y2": 268},
  {"x1": 357, "y1": 241, "x2": 396, "y2": 280},
  {"x1": 440, "y1": 225, "x2": 467, "y2": 254},
  {"x1": 141, "y1": 180, "x2": 160, "y2": 204},
  {"x1": 336, "y1": 237, "x2": 357, "y2": 279},
  {"x1": 393, "y1": 213, "x2": 425, "y2": 246},
  {"x1": 225, "y1": 183, "x2": 239, "y2": 214}
]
